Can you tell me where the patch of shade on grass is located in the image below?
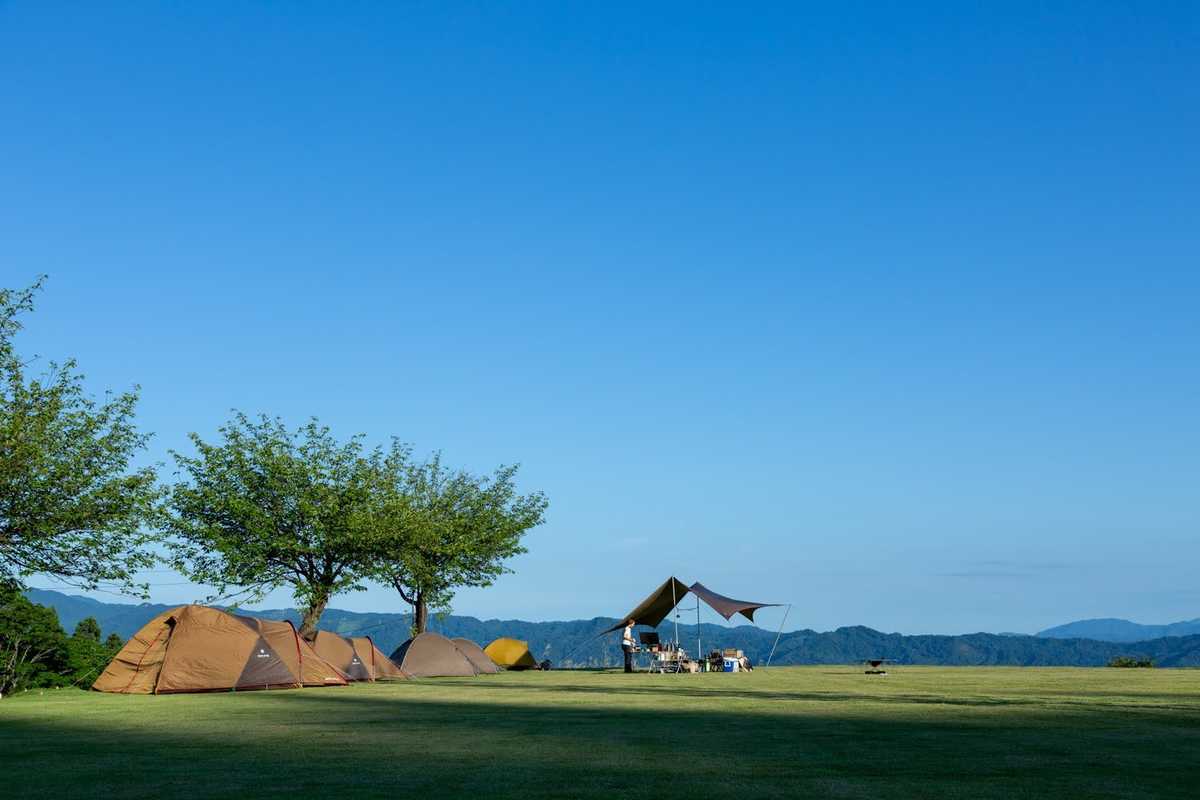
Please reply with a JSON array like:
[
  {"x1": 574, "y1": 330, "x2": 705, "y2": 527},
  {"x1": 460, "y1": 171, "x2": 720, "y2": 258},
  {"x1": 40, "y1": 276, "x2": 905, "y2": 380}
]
[{"x1": 2, "y1": 666, "x2": 1198, "y2": 799}]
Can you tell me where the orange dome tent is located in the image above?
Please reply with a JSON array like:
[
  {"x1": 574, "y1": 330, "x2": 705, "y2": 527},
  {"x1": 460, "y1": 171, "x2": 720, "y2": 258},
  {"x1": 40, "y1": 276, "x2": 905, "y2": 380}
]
[{"x1": 93, "y1": 605, "x2": 348, "y2": 694}]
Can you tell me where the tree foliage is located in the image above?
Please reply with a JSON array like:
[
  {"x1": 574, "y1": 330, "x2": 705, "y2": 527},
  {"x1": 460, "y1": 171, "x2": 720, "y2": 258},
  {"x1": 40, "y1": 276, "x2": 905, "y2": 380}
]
[
  {"x1": 64, "y1": 615, "x2": 120, "y2": 686},
  {"x1": 0, "y1": 278, "x2": 161, "y2": 596},
  {"x1": 364, "y1": 444, "x2": 548, "y2": 634},
  {"x1": 167, "y1": 414, "x2": 376, "y2": 638},
  {"x1": 0, "y1": 581, "x2": 68, "y2": 695}
]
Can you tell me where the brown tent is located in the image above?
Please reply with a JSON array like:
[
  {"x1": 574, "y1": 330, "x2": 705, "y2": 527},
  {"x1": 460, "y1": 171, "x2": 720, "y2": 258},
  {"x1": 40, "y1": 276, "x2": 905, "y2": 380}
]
[
  {"x1": 451, "y1": 638, "x2": 501, "y2": 674},
  {"x1": 311, "y1": 630, "x2": 406, "y2": 681},
  {"x1": 93, "y1": 605, "x2": 349, "y2": 694},
  {"x1": 390, "y1": 632, "x2": 478, "y2": 677},
  {"x1": 360, "y1": 636, "x2": 409, "y2": 680},
  {"x1": 311, "y1": 630, "x2": 371, "y2": 681},
  {"x1": 603, "y1": 576, "x2": 691, "y2": 633},
  {"x1": 688, "y1": 582, "x2": 780, "y2": 622}
]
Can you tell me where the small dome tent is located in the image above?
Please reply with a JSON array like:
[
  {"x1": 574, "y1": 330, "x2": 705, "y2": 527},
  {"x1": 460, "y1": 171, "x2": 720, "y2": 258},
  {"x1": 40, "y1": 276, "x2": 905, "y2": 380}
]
[
  {"x1": 93, "y1": 605, "x2": 348, "y2": 694},
  {"x1": 311, "y1": 631, "x2": 407, "y2": 681},
  {"x1": 451, "y1": 638, "x2": 501, "y2": 674},
  {"x1": 390, "y1": 632, "x2": 478, "y2": 677},
  {"x1": 484, "y1": 637, "x2": 540, "y2": 670}
]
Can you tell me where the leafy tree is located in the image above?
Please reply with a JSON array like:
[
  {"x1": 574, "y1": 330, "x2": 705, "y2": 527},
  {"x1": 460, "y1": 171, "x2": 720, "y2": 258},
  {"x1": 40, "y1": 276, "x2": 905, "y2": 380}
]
[
  {"x1": 73, "y1": 617, "x2": 102, "y2": 642},
  {"x1": 65, "y1": 615, "x2": 114, "y2": 686},
  {"x1": 0, "y1": 278, "x2": 162, "y2": 595},
  {"x1": 105, "y1": 632, "x2": 122, "y2": 650},
  {"x1": 167, "y1": 414, "x2": 376, "y2": 638},
  {"x1": 364, "y1": 445, "x2": 548, "y2": 634},
  {"x1": 0, "y1": 581, "x2": 68, "y2": 695}
]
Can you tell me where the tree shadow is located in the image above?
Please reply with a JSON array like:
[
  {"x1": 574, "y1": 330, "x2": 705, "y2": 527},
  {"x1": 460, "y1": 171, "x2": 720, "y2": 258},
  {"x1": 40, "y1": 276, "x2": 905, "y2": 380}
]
[{"x1": 3, "y1": 683, "x2": 1199, "y2": 800}]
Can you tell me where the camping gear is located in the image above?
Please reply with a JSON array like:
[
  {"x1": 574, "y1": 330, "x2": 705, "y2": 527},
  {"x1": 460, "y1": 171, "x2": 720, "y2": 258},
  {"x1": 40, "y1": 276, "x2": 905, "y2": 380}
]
[
  {"x1": 451, "y1": 638, "x2": 502, "y2": 674},
  {"x1": 605, "y1": 576, "x2": 786, "y2": 670},
  {"x1": 484, "y1": 637, "x2": 540, "y2": 670},
  {"x1": 364, "y1": 638, "x2": 412, "y2": 681},
  {"x1": 93, "y1": 605, "x2": 349, "y2": 694},
  {"x1": 310, "y1": 631, "x2": 407, "y2": 681},
  {"x1": 391, "y1": 632, "x2": 479, "y2": 677}
]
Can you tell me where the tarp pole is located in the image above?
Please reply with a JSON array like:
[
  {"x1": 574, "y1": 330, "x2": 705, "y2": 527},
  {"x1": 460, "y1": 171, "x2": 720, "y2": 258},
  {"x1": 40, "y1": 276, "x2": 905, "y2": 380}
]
[
  {"x1": 696, "y1": 599, "x2": 701, "y2": 668},
  {"x1": 671, "y1": 581, "x2": 679, "y2": 652},
  {"x1": 765, "y1": 604, "x2": 791, "y2": 669}
]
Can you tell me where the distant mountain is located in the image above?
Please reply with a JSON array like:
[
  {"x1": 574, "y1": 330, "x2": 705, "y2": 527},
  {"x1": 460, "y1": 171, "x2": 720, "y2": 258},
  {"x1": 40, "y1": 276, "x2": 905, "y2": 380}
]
[
  {"x1": 23, "y1": 588, "x2": 1200, "y2": 668},
  {"x1": 1037, "y1": 617, "x2": 1200, "y2": 643}
]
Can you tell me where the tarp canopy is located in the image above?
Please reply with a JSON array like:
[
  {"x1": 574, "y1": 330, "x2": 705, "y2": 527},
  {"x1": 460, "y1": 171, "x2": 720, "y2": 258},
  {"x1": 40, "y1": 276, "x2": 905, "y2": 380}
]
[
  {"x1": 688, "y1": 582, "x2": 780, "y2": 622},
  {"x1": 603, "y1": 576, "x2": 779, "y2": 634},
  {"x1": 603, "y1": 576, "x2": 690, "y2": 633}
]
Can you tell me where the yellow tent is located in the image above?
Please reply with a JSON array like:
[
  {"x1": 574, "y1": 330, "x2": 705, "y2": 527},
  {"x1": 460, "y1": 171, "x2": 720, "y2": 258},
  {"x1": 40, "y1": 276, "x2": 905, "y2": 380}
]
[{"x1": 483, "y1": 637, "x2": 539, "y2": 670}]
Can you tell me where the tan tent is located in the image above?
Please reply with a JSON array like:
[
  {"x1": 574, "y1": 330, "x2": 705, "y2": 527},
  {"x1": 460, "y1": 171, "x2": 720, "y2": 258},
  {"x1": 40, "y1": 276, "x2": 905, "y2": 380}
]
[
  {"x1": 311, "y1": 630, "x2": 406, "y2": 681},
  {"x1": 390, "y1": 632, "x2": 478, "y2": 677},
  {"x1": 484, "y1": 637, "x2": 540, "y2": 670},
  {"x1": 93, "y1": 605, "x2": 349, "y2": 694},
  {"x1": 356, "y1": 636, "x2": 409, "y2": 680},
  {"x1": 451, "y1": 638, "x2": 501, "y2": 674}
]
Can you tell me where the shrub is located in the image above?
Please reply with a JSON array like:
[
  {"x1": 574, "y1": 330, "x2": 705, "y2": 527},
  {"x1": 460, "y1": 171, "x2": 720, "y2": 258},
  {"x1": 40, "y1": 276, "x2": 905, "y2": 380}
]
[{"x1": 1107, "y1": 656, "x2": 1154, "y2": 668}]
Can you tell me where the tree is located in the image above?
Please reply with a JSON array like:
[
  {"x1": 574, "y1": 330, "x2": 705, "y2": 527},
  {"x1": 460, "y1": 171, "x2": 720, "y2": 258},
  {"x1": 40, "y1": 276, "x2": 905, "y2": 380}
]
[
  {"x1": 104, "y1": 632, "x2": 122, "y2": 650},
  {"x1": 364, "y1": 445, "x2": 548, "y2": 634},
  {"x1": 0, "y1": 581, "x2": 68, "y2": 696},
  {"x1": 167, "y1": 414, "x2": 376, "y2": 638},
  {"x1": 0, "y1": 278, "x2": 161, "y2": 596},
  {"x1": 65, "y1": 616, "x2": 113, "y2": 686}
]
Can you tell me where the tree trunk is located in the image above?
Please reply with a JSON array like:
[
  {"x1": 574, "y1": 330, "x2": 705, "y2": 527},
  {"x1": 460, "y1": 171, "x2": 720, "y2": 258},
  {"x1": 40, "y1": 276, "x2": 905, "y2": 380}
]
[
  {"x1": 413, "y1": 592, "x2": 428, "y2": 635},
  {"x1": 298, "y1": 594, "x2": 329, "y2": 641}
]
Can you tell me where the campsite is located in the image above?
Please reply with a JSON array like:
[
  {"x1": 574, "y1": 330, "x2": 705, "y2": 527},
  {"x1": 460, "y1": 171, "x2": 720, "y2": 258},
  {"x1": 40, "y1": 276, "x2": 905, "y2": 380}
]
[{"x1": 3, "y1": 3, "x2": 1199, "y2": 798}]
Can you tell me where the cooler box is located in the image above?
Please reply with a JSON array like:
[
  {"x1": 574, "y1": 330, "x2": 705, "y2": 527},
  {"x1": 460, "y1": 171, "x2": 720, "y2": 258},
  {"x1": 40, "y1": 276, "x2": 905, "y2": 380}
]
[{"x1": 723, "y1": 658, "x2": 739, "y2": 672}]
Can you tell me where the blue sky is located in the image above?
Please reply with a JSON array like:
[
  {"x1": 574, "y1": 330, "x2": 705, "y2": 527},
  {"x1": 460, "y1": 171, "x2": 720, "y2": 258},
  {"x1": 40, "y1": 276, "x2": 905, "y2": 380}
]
[{"x1": 3, "y1": 2, "x2": 1197, "y2": 634}]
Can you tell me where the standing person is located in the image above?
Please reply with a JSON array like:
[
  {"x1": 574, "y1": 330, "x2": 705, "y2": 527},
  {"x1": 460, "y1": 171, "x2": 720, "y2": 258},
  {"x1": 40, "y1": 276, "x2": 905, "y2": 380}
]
[{"x1": 622, "y1": 619, "x2": 636, "y2": 673}]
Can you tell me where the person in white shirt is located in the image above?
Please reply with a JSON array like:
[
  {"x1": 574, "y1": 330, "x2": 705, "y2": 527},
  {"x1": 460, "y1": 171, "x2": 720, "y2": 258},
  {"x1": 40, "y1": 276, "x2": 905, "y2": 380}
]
[{"x1": 622, "y1": 620, "x2": 636, "y2": 673}]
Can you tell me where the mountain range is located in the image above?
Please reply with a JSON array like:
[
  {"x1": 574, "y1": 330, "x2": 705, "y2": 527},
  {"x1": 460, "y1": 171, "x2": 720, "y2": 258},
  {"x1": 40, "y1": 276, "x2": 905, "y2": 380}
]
[
  {"x1": 23, "y1": 589, "x2": 1200, "y2": 668},
  {"x1": 1036, "y1": 617, "x2": 1200, "y2": 643}
]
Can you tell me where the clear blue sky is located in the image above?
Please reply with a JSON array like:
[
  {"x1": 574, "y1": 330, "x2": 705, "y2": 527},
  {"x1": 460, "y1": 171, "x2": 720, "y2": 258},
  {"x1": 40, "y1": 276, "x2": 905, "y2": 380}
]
[{"x1": 3, "y1": 2, "x2": 1197, "y2": 634}]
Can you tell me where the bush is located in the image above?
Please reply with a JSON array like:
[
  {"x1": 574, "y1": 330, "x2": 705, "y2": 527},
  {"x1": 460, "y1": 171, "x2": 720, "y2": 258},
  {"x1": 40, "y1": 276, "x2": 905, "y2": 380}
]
[{"x1": 1107, "y1": 656, "x2": 1154, "y2": 668}]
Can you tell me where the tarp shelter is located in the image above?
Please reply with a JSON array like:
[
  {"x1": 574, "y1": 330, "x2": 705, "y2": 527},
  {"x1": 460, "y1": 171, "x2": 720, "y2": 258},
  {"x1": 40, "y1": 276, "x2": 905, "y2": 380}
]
[
  {"x1": 93, "y1": 605, "x2": 349, "y2": 694},
  {"x1": 688, "y1": 582, "x2": 780, "y2": 622},
  {"x1": 390, "y1": 632, "x2": 479, "y2": 677},
  {"x1": 311, "y1": 630, "x2": 406, "y2": 681},
  {"x1": 603, "y1": 576, "x2": 691, "y2": 632},
  {"x1": 452, "y1": 638, "x2": 501, "y2": 674},
  {"x1": 484, "y1": 637, "x2": 539, "y2": 670}
]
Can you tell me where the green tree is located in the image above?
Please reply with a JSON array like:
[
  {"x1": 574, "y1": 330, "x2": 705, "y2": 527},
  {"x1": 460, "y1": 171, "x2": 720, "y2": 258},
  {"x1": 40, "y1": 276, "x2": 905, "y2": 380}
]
[
  {"x1": 104, "y1": 632, "x2": 122, "y2": 650},
  {"x1": 65, "y1": 615, "x2": 112, "y2": 686},
  {"x1": 73, "y1": 617, "x2": 102, "y2": 642},
  {"x1": 364, "y1": 445, "x2": 548, "y2": 634},
  {"x1": 0, "y1": 581, "x2": 68, "y2": 695},
  {"x1": 0, "y1": 278, "x2": 161, "y2": 596},
  {"x1": 167, "y1": 414, "x2": 376, "y2": 638}
]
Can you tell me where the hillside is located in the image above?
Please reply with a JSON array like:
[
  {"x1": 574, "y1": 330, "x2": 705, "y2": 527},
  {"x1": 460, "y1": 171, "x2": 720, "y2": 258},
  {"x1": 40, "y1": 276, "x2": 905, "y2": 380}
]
[
  {"x1": 1037, "y1": 617, "x2": 1200, "y2": 643},
  {"x1": 24, "y1": 588, "x2": 1200, "y2": 667}
]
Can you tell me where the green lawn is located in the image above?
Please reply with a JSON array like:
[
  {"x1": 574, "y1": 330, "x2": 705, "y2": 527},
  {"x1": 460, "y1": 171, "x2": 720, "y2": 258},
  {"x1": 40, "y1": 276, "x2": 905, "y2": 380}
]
[{"x1": 3, "y1": 666, "x2": 1199, "y2": 799}]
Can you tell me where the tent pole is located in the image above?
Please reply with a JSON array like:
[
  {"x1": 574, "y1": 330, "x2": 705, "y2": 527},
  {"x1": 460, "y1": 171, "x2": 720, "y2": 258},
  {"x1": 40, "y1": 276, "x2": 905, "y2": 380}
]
[
  {"x1": 696, "y1": 599, "x2": 701, "y2": 669},
  {"x1": 765, "y1": 604, "x2": 791, "y2": 669}
]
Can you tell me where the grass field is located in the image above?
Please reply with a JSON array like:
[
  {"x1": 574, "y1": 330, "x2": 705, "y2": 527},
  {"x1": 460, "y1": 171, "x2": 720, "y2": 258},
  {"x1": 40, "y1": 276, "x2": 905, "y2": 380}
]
[{"x1": 3, "y1": 666, "x2": 1199, "y2": 799}]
